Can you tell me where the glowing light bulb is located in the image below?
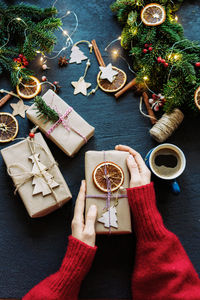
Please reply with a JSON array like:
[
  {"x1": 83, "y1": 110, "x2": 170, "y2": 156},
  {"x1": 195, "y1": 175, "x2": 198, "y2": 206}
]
[
  {"x1": 168, "y1": 54, "x2": 172, "y2": 59},
  {"x1": 67, "y1": 11, "x2": 71, "y2": 15},
  {"x1": 175, "y1": 16, "x2": 178, "y2": 21},
  {"x1": 174, "y1": 54, "x2": 178, "y2": 60},
  {"x1": 133, "y1": 28, "x2": 138, "y2": 35},
  {"x1": 40, "y1": 56, "x2": 44, "y2": 62},
  {"x1": 63, "y1": 30, "x2": 68, "y2": 36},
  {"x1": 62, "y1": 47, "x2": 67, "y2": 50},
  {"x1": 118, "y1": 36, "x2": 121, "y2": 40},
  {"x1": 143, "y1": 76, "x2": 148, "y2": 81},
  {"x1": 112, "y1": 50, "x2": 118, "y2": 56},
  {"x1": 36, "y1": 50, "x2": 40, "y2": 53},
  {"x1": 16, "y1": 17, "x2": 22, "y2": 21}
]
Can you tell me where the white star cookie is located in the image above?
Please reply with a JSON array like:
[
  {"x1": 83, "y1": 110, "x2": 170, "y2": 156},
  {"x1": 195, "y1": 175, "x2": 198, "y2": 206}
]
[
  {"x1": 71, "y1": 77, "x2": 91, "y2": 96},
  {"x1": 99, "y1": 63, "x2": 119, "y2": 83}
]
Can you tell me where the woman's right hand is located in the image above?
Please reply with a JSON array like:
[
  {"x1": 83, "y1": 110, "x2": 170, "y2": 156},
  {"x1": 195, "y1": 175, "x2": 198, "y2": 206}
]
[
  {"x1": 72, "y1": 180, "x2": 97, "y2": 247},
  {"x1": 115, "y1": 145, "x2": 151, "y2": 188}
]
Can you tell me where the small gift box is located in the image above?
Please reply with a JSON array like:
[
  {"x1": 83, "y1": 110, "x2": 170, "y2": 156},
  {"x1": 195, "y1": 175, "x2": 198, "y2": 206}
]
[
  {"x1": 1, "y1": 132, "x2": 72, "y2": 218},
  {"x1": 26, "y1": 89, "x2": 95, "y2": 157},
  {"x1": 85, "y1": 150, "x2": 132, "y2": 234}
]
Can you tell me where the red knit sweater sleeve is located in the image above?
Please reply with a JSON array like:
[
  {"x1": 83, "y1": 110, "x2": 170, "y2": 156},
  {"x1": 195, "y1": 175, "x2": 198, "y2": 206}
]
[
  {"x1": 23, "y1": 235, "x2": 97, "y2": 300},
  {"x1": 127, "y1": 182, "x2": 200, "y2": 300}
]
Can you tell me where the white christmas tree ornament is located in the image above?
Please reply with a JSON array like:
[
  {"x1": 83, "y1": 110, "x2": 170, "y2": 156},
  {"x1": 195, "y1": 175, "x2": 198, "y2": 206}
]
[
  {"x1": 69, "y1": 46, "x2": 88, "y2": 64},
  {"x1": 98, "y1": 206, "x2": 118, "y2": 229},
  {"x1": 29, "y1": 153, "x2": 59, "y2": 196}
]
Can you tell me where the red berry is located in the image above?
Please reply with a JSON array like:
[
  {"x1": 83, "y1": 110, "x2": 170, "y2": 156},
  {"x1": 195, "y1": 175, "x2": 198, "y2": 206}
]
[
  {"x1": 148, "y1": 47, "x2": 153, "y2": 51},
  {"x1": 29, "y1": 132, "x2": 35, "y2": 138},
  {"x1": 23, "y1": 61, "x2": 29, "y2": 66},
  {"x1": 19, "y1": 54, "x2": 23, "y2": 58},
  {"x1": 195, "y1": 62, "x2": 200, "y2": 67},
  {"x1": 143, "y1": 49, "x2": 148, "y2": 54},
  {"x1": 152, "y1": 94, "x2": 157, "y2": 100},
  {"x1": 13, "y1": 58, "x2": 17, "y2": 62},
  {"x1": 23, "y1": 58, "x2": 27, "y2": 62},
  {"x1": 157, "y1": 57, "x2": 162, "y2": 63},
  {"x1": 164, "y1": 62, "x2": 169, "y2": 68},
  {"x1": 161, "y1": 59, "x2": 165, "y2": 64},
  {"x1": 17, "y1": 58, "x2": 21, "y2": 62},
  {"x1": 144, "y1": 43, "x2": 149, "y2": 48},
  {"x1": 21, "y1": 66, "x2": 25, "y2": 68},
  {"x1": 42, "y1": 76, "x2": 47, "y2": 82},
  {"x1": 53, "y1": 81, "x2": 59, "y2": 85},
  {"x1": 149, "y1": 43, "x2": 152, "y2": 46}
]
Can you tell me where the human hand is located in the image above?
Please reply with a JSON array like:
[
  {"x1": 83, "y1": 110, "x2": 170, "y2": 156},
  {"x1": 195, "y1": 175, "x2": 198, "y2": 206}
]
[
  {"x1": 72, "y1": 180, "x2": 97, "y2": 247},
  {"x1": 115, "y1": 145, "x2": 151, "y2": 188}
]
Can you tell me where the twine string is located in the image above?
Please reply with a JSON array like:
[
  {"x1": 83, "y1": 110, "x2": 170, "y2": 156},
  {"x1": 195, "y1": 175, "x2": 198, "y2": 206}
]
[
  {"x1": 7, "y1": 137, "x2": 61, "y2": 207},
  {"x1": 149, "y1": 109, "x2": 184, "y2": 143},
  {"x1": 103, "y1": 151, "x2": 112, "y2": 233}
]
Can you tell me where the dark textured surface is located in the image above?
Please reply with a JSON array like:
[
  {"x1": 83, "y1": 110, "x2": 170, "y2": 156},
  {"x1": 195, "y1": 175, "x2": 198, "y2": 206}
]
[{"x1": 0, "y1": 0, "x2": 200, "y2": 299}]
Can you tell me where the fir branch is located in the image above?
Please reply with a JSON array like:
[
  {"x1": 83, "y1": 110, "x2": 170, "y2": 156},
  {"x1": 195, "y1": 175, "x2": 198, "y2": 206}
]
[
  {"x1": 111, "y1": 0, "x2": 200, "y2": 113},
  {"x1": 34, "y1": 96, "x2": 59, "y2": 123}
]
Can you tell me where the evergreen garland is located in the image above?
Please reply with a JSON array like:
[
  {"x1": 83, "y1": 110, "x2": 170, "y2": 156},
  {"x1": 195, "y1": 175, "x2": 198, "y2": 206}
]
[
  {"x1": 111, "y1": 0, "x2": 200, "y2": 113},
  {"x1": 0, "y1": 2, "x2": 62, "y2": 86},
  {"x1": 34, "y1": 96, "x2": 59, "y2": 123}
]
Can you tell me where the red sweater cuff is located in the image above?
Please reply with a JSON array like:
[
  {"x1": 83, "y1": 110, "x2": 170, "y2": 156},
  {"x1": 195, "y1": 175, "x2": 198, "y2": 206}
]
[
  {"x1": 48, "y1": 235, "x2": 97, "y2": 297},
  {"x1": 127, "y1": 182, "x2": 169, "y2": 241}
]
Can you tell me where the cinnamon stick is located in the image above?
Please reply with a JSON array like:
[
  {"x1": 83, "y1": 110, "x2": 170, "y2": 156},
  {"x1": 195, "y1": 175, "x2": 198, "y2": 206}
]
[
  {"x1": 91, "y1": 40, "x2": 105, "y2": 67},
  {"x1": 0, "y1": 92, "x2": 12, "y2": 108},
  {"x1": 143, "y1": 92, "x2": 157, "y2": 125},
  {"x1": 115, "y1": 78, "x2": 137, "y2": 99}
]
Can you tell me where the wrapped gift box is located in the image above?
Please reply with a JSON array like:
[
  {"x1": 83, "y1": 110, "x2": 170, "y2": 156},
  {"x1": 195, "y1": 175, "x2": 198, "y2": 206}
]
[
  {"x1": 1, "y1": 132, "x2": 72, "y2": 218},
  {"x1": 26, "y1": 89, "x2": 95, "y2": 157},
  {"x1": 85, "y1": 150, "x2": 132, "y2": 234}
]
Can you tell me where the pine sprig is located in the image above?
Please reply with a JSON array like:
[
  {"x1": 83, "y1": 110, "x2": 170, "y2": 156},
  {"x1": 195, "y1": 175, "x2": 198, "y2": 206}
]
[
  {"x1": 0, "y1": 2, "x2": 62, "y2": 85},
  {"x1": 111, "y1": 0, "x2": 200, "y2": 113},
  {"x1": 34, "y1": 96, "x2": 59, "y2": 123}
]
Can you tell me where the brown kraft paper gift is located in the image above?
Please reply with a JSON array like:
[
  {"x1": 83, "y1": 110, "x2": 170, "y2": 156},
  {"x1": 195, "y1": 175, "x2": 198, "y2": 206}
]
[
  {"x1": 1, "y1": 132, "x2": 72, "y2": 218},
  {"x1": 85, "y1": 150, "x2": 132, "y2": 234},
  {"x1": 26, "y1": 89, "x2": 95, "y2": 157}
]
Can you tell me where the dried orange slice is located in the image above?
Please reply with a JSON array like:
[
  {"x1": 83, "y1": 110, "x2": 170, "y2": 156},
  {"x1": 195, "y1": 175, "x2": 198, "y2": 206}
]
[
  {"x1": 194, "y1": 86, "x2": 200, "y2": 110},
  {"x1": 16, "y1": 76, "x2": 41, "y2": 99},
  {"x1": 0, "y1": 112, "x2": 18, "y2": 143},
  {"x1": 93, "y1": 162, "x2": 124, "y2": 193},
  {"x1": 141, "y1": 3, "x2": 166, "y2": 26},
  {"x1": 97, "y1": 67, "x2": 127, "y2": 93}
]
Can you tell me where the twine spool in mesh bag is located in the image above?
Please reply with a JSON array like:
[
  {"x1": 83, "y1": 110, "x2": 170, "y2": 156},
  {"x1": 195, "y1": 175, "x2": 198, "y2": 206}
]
[{"x1": 150, "y1": 109, "x2": 184, "y2": 143}]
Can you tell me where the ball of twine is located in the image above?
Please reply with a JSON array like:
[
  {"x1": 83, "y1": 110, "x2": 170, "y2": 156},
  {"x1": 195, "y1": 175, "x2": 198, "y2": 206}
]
[{"x1": 149, "y1": 109, "x2": 184, "y2": 143}]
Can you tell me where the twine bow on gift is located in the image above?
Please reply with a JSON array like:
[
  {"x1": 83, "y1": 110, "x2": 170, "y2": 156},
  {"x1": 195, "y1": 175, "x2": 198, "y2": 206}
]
[
  {"x1": 86, "y1": 152, "x2": 127, "y2": 233},
  {"x1": 46, "y1": 102, "x2": 87, "y2": 143},
  {"x1": 7, "y1": 137, "x2": 61, "y2": 207}
]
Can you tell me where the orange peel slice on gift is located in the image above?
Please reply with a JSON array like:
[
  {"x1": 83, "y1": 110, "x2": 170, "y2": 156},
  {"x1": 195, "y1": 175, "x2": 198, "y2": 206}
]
[
  {"x1": 141, "y1": 3, "x2": 166, "y2": 26},
  {"x1": 16, "y1": 76, "x2": 41, "y2": 99},
  {"x1": 92, "y1": 162, "x2": 124, "y2": 193},
  {"x1": 194, "y1": 86, "x2": 200, "y2": 110},
  {"x1": 0, "y1": 112, "x2": 18, "y2": 143}
]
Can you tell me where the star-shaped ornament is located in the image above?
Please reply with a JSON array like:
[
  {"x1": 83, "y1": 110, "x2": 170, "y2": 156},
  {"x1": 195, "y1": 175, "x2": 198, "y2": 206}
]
[
  {"x1": 99, "y1": 63, "x2": 119, "y2": 83},
  {"x1": 71, "y1": 77, "x2": 91, "y2": 96},
  {"x1": 10, "y1": 100, "x2": 30, "y2": 118}
]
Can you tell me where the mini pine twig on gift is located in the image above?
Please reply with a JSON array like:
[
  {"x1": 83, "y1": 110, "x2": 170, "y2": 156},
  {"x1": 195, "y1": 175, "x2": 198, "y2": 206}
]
[{"x1": 34, "y1": 96, "x2": 59, "y2": 123}]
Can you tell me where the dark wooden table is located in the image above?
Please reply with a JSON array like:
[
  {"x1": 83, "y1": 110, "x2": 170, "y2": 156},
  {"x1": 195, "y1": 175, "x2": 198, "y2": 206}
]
[{"x1": 0, "y1": 0, "x2": 200, "y2": 299}]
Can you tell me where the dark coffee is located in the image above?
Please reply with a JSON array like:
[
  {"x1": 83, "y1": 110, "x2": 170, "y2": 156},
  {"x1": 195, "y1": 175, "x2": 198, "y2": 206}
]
[
  {"x1": 155, "y1": 154, "x2": 178, "y2": 168},
  {"x1": 151, "y1": 148, "x2": 181, "y2": 178}
]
